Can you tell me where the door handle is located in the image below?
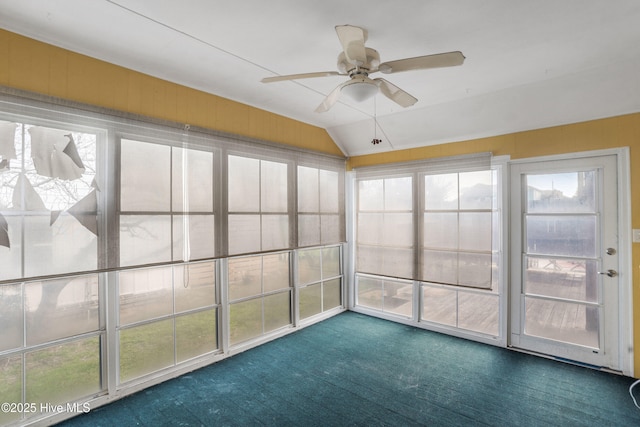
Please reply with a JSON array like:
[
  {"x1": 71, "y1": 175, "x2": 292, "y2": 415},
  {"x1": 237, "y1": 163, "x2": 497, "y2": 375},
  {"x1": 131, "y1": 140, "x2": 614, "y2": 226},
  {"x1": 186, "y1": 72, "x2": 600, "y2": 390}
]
[{"x1": 597, "y1": 269, "x2": 618, "y2": 277}]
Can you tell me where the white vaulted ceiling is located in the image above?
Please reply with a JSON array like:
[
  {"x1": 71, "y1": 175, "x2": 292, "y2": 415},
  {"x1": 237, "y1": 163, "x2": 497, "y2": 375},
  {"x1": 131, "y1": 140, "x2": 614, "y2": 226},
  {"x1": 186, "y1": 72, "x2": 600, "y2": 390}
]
[{"x1": 0, "y1": 0, "x2": 639, "y2": 156}]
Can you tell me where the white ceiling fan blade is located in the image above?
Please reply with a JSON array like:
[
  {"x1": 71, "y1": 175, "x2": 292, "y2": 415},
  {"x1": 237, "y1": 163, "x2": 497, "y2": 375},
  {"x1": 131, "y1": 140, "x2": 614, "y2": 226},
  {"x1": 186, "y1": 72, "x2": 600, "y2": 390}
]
[
  {"x1": 261, "y1": 71, "x2": 344, "y2": 83},
  {"x1": 378, "y1": 51, "x2": 465, "y2": 74},
  {"x1": 315, "y1": 82, "x2": 347, "y2": 113},
  {"x1": 374, "y1": 78, "x2": 418, "y2": 108},
  {"x1": 335, "y1": 25, "x2": 368, "y2": 66}
]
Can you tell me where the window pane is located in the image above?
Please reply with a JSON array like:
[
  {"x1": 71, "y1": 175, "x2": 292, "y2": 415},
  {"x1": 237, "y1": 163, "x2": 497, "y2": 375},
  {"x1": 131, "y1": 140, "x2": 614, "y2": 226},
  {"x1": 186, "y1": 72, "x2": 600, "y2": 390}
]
[
  {"x1": 384, "y1": 177, "x2": 412, "y2": 210},
  {"x1": 25, "y1": 275, "x2": 99, "y2": 346},
  {"x1": 358, "y1": 179, "x2": 383, "y2": 211},
  {"x1": 357, "y1": 213, "x2": 383, "y2": 245},
  {"x1": 358, "y1": 246, "x2": 413, "y2": 278},
  {"x1": 0, "y1": 284, "x2": 23, "y2": 351},
  {"x1": 120, "y1": 215, "x2": 172, "y2": 266},
  {"x1": 524, "y1": 297, "x2": 599, "y2": 348},
  {"x1": 458, "y1": 292, "x2": 499, "y2": 335},
  {"x1": 228, "y1": 256, "x2": 262, "y2": 301},
  {"x1": 26, "y1": 337, "x2": 101, "y2": 406},
  {"x1": 172, "y1": 148, "x2": 213, "y2": 212},
  {"x1": 119, "y1": 266, "x2": 173, "y2": 325},
  {"x1": 228, "y1": 214, "x2": 260, "y2": 254},
  {"x1": 525, "y1": 257, "x2": 597, "y2": 303},
  {"x1": 382, "y1": 213, "x2": 413, "y2": 247},
  {"x1": 459, "y1": 212, "x2": 492, "y2": 252},
  {"x1": 298, "y1": 166, "x2": 319, "y2": 212},
  {"x1": 175, "y1": 262, "x2": 216, "y2": 313},
  {"x1": 323, "y1": 278, "x2": 342, "y2": 310},
  {"x1": 300, "y1": 284, "x2": 322, "y2": 319},
  {"x1": 229, "y1": 298, "x2": 262, "y2": 345},
  {"x1": 425, "y1": 173, "x2": 458, "y2": 210},
  {"x1": 0, "y1": 355, "x2": 22, "y2": 425},
  {"x1": 424, "y1": 212, "x2": 458, "y2": 249},
  {"x1": 176, "y1": 309, "x2": 218, "y2": 362},
  {"x1": 228, "y1": 155, "x2": 259, "y2": 212},
  {"x1": 120, "y1": 139, "x2": 170, "y2": 211},
  {"x1": 319, "y1": 169, "x2": 339, "y2": 213},
  {"x1": 298, "y1": 214, "x2": 320, "y2": 247},
  {"x1": 422, "y1": 286, "x2": 457, "y2": 326},
  {"x1": 119, "y1": 319, "x2": 174, "y2": 382},
  {"x1": 24, "y1": 214, "x2": 98, "y2": 277},
  {"x1": 384, "y1": 280, "x2": 413, "y2": 318},
  {"x1": 172, "y1": 214, "x2": 215, "y2": 261},
  {"x1": 459, "y1": 170, "x2": 493, "y2": 210},
  {"x1": 298, "y1": 248, "x2": 321, "y2": 285},
  {"x1": 526, "y1": 215, "x2": 596, "y2": 257},
  {"x1": 357, "y1": 276, "x2": 383, "y2": 310},
  {"x1": 526, "y1": 171, "x2": 596, "y2": 213},
  {"x1": 0, "y1": 215, "x2": 21, "y2": 281},
  {"x1": 261, "y1": 160, "x2": 287, "y2": 212},
  {"x1": 322, "y1": 246, "x2": 341, "y2": 279},
  {"x1": 320, "y1": 214, "x2": 341, "y2": 244},
  {"x1": 458, "y1": 252, "x2": 492, "y2": 288},
  {"x1": 263, "y1": 253, "x2": 290, "y2": 293},
  {"x1": 263, "y1": 291, "x2": 291, "y2": 332},
  {"x1": 422, "y1": 250, "x2": 457, "y2": 284},
  {"x1": 261, "y1": 214, "x2": 288, "y2": 250}
]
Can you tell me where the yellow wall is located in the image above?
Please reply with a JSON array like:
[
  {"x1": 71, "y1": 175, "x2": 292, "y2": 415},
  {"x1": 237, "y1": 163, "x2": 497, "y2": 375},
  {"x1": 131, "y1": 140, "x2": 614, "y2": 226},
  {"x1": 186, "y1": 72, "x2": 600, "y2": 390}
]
[
  {"x1": 2, "y1": 28, "x2": 639, "y2": 375},
  {"x1": 350, "y1": 114, "x2": 640, "y2": 376},
  {"x1": 0, "y1": 29, "x2": 343, "y2": 157}
]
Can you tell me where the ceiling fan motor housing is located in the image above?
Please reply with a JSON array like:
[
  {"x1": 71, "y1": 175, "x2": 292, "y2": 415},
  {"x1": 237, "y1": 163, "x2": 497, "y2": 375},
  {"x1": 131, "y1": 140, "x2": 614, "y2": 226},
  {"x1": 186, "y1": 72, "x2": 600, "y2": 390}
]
[{"x1": 337, "y1": 48, "x2": 380, "y2": 76}]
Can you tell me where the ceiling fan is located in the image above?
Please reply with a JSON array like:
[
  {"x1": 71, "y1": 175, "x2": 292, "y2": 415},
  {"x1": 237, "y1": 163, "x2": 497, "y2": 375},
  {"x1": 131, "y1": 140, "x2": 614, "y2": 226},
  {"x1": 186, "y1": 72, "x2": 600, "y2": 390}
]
[{"x1": 261, "y1": 25, "x2": 465, "y2": 113}]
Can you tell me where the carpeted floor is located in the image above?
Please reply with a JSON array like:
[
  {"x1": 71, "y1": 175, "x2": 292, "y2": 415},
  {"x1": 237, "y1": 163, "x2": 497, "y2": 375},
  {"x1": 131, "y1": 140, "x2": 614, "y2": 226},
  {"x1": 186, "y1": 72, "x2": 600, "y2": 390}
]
[{"x1": 60, "y1": 312, "x2": 640, "y2": 426}]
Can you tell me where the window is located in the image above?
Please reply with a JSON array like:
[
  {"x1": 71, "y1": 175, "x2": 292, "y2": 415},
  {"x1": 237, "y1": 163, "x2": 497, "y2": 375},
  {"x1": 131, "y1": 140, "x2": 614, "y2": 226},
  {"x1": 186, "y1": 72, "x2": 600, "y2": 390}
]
[
  {"x1": 354, "y1": 154, "x2": 502, "y2": 337},
  {"x1": 0, "y1": 121, "x2": 100, "y2": 280},
  {"x1": 228, "y1": 253, "x2": 291, "y2": 345},
  {"x1": 118, "y1": 261, "x2": 218, "y2": 383},
  {"x1": 119, "y1": 139, "x2": 216, "y2": 266},
  {"x1": 297, "y1": 165, "x2": 343, "y2": 246},
  {"x1": 297, "y1": 246, "x2": 343, "y2": 320}
]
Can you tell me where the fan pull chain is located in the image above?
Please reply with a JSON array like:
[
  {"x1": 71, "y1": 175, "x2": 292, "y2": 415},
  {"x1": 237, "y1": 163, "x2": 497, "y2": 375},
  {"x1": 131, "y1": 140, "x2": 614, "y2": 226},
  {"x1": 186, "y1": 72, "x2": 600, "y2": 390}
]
[{"x1": 371, "y1": 97, "x2": 381, "y2": 145}]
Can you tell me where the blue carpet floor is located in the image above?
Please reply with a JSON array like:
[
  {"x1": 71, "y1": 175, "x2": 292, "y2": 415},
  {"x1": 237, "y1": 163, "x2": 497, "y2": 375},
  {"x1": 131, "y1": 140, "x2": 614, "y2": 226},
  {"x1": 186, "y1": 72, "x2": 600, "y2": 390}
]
[{"x1": 60, "y1": 312, "x2": 640, "y2": 426}]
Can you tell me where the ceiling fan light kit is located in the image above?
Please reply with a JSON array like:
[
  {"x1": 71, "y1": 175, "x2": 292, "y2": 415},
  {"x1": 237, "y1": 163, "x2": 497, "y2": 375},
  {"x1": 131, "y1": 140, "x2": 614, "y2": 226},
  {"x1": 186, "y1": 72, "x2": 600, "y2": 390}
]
[{"x1": 261, "y1": 24, "x2": 465, "y2": 112}]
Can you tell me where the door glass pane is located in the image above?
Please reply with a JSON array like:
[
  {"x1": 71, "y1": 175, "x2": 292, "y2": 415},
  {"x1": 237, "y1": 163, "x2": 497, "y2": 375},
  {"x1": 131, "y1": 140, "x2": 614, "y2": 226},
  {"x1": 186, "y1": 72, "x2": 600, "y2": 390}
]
[
  {"x1": 524, "y1": 297, "x2": 599, "y2": 348},
  {"x1": 525, "y1": 257, "x2": 597, "y2": 302},
  {"x1": 526, "y1": 215, "x2": 596, "y2": 257},
  {"x1": 526, "y1": 171, "x2": 596, "y2": 213}
]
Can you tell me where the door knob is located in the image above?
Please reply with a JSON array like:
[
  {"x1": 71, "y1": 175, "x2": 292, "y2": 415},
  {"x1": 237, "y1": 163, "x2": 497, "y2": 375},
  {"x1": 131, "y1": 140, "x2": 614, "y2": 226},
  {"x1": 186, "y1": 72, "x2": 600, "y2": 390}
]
[{"x1": 597, "y1": 269, "x2": 618, "y2": 277}]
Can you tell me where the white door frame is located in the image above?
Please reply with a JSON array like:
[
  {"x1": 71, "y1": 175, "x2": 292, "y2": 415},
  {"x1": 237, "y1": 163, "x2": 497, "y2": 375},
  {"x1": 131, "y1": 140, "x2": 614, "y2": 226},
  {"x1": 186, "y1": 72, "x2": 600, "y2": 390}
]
[{"x1": 508, "y1": 148, "x2": 633, "y2": 376}]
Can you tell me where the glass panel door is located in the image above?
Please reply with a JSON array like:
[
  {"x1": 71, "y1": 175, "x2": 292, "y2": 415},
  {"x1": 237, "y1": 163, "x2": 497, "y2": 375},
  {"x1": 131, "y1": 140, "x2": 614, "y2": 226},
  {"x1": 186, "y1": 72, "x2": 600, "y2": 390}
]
[{"x1": 510, "y1": 155, "x2": 620, "y2": 369}]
